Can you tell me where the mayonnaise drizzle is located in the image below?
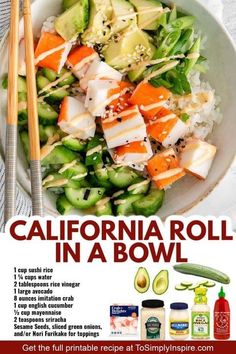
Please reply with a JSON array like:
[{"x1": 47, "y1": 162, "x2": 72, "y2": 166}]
[
  {"x1": 153, "y1": 168, "x2": 183, "y2": 181},
  {"x1": 140, "y1": 100, "x2": 166, "y2": 112},
  {"x1": 73, "y1": 53, "x2": 98, "y2": 71},
  {"x1": 143, "y1": 61, "x2": 180, "y2": 83},
  {"x1": 127, "y1": 179, "x2": 150, "y2": 192},
  {"x1": 38, "y1": 72, "x2": 72, "y2": 95},
  {"x1": 58, "y1": 159, "x2": 77, "y2": 174},
  {"x1": 87, "y1": 145, "x2": 102, "y2": 156}
]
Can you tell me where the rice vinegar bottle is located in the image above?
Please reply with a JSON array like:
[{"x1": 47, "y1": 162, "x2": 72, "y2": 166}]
[{"x1": 191, "y1": 286, "x2": 210, "y2": 339}]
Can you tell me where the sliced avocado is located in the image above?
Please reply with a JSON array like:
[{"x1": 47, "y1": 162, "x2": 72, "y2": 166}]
[
  {"x1": 111, "y1": 0, "x2": 136, "y2": 34},
  {"x1": 134, "y1": 267, "x2": 150, "y2": 293},
  {"x1": 103, "y1": 26, "x2": 155, "y2": 70},
  {"x1": 152, "y1": 270, "x2": 169, "y2": 295},
  {"x1": 62, "y1": 0, "x2": 79, "y2": 11},
  {"x1": 55, "y1": 0, "x2": 89, "y2": 41},
  {"x1": 82, "y1": 0, "x2": 113, "y2": 45},
  {"x1": 129, "y1": 0, "x2": 163, "y2": 30}
]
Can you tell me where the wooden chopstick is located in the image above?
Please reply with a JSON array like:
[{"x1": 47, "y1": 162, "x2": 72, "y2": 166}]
[
  {"x1": 23, "y1": 0, "x2": 43, "y2": 216},
  {"x1": 4, "y1": 0, "x2": 19, "y2": 223}
]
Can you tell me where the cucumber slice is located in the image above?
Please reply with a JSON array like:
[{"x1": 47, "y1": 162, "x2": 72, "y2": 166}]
[
  {"x1": 41, "y1": 146, "x2": 78, "y2": 166},
  {"x1": 60, "y1": 162, "x2": 87, "y2": 180},
  {"x1": 18, "y1": 76, "x2": 27, "y2": 92},
  {"x1": 39, "y1": 125, "x2": 60, "y2": 143},
  {"x1": 204, "y1": 281, "x2": 216, "y2": 288},
  {"x1": 94, "y1": 164, "x2": 109, "y2": 182},
  {"x1": 62, "y1": 137, "x2": 87, "y2": 152},
  {"x1": 108, "y1": 166, "x2": 140, "y2": 188},
  {"x1": 96, "y1": 199, "x2": 113, "y2": 216},
  {"x1": 128, "y1": 177, "x2": 150, "y2": 195},
  {"x1": 42, "y1": 68, "x2": 57, "y2": 82},
  {"x1": 188, "y1": 284, "x2": 200, "y2": 291},
  {"x1": 38, "y1": 102, "x2": 59, "y2": 125},
  {"x1": 37, "y1": 75, "x2": 50, "y2": 91},
  {"x1": 180, "y1": 281, "x2": 193, "y2": 287},
  {"x1": 133, "y1": 189, "x2": 165, "y2": 217},
  {"x1": 58, "y1": 68, "x2": 76, "y2": 87},
  {"x1": 56, "y1": 195, "x2": 73, "y2": 215},
  {"x1": 65, "y1": 187, "x2": 105, "y2": 209},
  {"x1": 19, "y1": 131, "x2": 30, "y2": 162},
  {"x1": 197, "y1": 280, "x2": 209, "y2": 286},
  {"x1": 45, "y1": 89, "x2": 69, "y2": 104},
  {"x1": 175, "y1": 284, "x2": 188, "y2": 291},
  {"x1": 115, "y1": 193, "x2": 144, "y2": 216},
  {"x1": 85, "y1": 136, "x2": 105, "y2": 166},
  {"x1": 88, "y1": 174, "x2": 114, "y2": 192},
  {"x1": 18, "y1": 92, "x2": 28, "y2": 125}
]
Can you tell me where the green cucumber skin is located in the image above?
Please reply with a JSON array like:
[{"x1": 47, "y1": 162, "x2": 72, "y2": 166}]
[{"x1": 174, "y1": 263, "x2": 230, "y2": 284}]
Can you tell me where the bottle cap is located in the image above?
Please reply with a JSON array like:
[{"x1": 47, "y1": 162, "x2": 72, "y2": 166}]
[
  {"x1": 218, "y1": 286, "x2": 225, "y2": 298},
  {"x1": 170, "y1": 302, "x2": 188, "y2": 310}
]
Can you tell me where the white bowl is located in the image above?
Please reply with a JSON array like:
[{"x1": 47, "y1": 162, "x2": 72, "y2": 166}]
[{"x1": 0, "y1": 0, "x2": 236, "y2": 217}]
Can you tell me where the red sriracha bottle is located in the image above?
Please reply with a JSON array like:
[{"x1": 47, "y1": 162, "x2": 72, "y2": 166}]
[{"x1": 214, "y1": 287, "x2": 230, "y2": 340}]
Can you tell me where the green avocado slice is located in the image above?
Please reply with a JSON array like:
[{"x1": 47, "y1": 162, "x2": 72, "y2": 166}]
[
  {"x1": 134, "y1": 267, "x2": 150, "y2": 293},
  {"x1": 152, "y1": 269, "x2": 169, "y2": 295}
]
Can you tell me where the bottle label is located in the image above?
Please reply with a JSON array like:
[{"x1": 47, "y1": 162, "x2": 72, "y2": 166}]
[
  {"x1": 170, "y1": 320, "x2": 189, "y2": 336},
  {"x1": 214, "y1": 312, "x2": 230, "y2": 335},
  {"x1": 145, "y1": 316, "x2": 161, "y2": 339},
  {"x1": 192, "y1": 312, "x2": 210, "y2": 337}
]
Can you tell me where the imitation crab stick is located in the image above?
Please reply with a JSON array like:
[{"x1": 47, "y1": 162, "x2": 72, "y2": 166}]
[
  {"x1": 85, "y1": 80, "x2": 121, "y2": 117},
  {"x1": 67, "y1": 45, "x2": 98, "y2": 79},
  {"x1": 80, "y1": 59, "x2": 122, "y2": 91},
  {"x1": 102, "y1": 105, "x2": 147, "y2": 149},
  {"x1": 129, "y1": 82, "x2": 171, "y2": 120},
  {"x1": 58, "y1": 96, "x2": 96, "y2": 139},
  {"x1": 107, "y1": 81, "x2": 134, "y2": 114},
  {"x1": 180, "y1": 138, "x2": 217, "y2": 180},
  {"x1": 35, "y1": 32, "x2": 72, "y2": 73},
  {"x1": 147, "y1": 108, "x2": 188, "y2": 147},
  {"x1": 114, "y1": 139, "x2": 153, "y2": 166},
  {"x1": 147, "y1": 148, "x2": 185, "y2": 189}
]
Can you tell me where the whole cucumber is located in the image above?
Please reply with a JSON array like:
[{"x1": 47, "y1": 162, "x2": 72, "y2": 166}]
[{"x1": 173, "y1": 263, "x2": 230, "y2": 284}]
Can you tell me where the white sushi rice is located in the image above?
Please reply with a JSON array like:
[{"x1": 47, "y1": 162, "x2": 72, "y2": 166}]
[
  {"x1": 168, "y1": 71, "x2": 222, "y2": 141},
  {"x1": 41, "y1": 16, "x2": 56, "y2": 34}
]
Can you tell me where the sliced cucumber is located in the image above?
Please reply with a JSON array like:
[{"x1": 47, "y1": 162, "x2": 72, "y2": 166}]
[
  {"x1": 133, "y1": 189, "x2": 165, "y2": 217},
  {"x1": 18, "y1": 76, "x2": 27, "y2": 92},
  {"x1": 42, "y1": 68, "x2": 57, "y2": 82},
  {"x1": 41, "y1": 146, "x2": 78, "y2": 166},
  {"x1": 58, "y1": 68, "x2": 76, "y2": 87},
  {"x1": 188, "y1": 284, "x2": 200, "y2": 291},
  {"x1": 19, "y1": 131, "x2": 30, "y2": 162},
  {"x1": 45, "y1": 89, "x2": 69, "y2": 104},
  {"x1": 180, "y1": 281, "x2": 193, "y2": 287},
  {"x1": 38, "y1": 102, "x2": 59, "y2": 125},
  {"x1": 88, "y1": 174, "x2": 114, "y2": 192},
  {"x1": 65, "y1": 187, "x2": 105, "y2": 209},
  {"x1": 56, "y1": 195, "x2": 73, "y2": 215},
  {"x1": 62, "y1": 137, "x2": 87, "y2": 152},
  {"x1": 175, "y1": 284, "x2": 188, "y2": 291},
  {"x1": 108, "y1": 166, "x2": 140, "y2": 188},
  {"x1": 60, "y1": 162, "x2": 87, "y2": 180},
  {"x1": 39, "y1": 125, "x2": 60, "y2": 143},
  {"x1": 128, "y1": 177, "x2": 150, "y2": 195},
  {"x1": 115, "y1": 193, "x2": 144, "y2": 216},
  {"x1": 197, "y1": 280, "x2": 209, "y2": 286},
  {"x1": 204, "y1": 281, "x2": 216, "y2": 288},
  {"x1": 85, "y1": 136, "x2": 105, "y2": 166},
  {"x1": 18, "y1": 92, "x2": 28, "y2": 125},
  {"x1": 37, "y1": 75, "x2": 50, "y2": 91},
  {"x1": 96, "y1": 199, "x2": 113, "y2": 216}
]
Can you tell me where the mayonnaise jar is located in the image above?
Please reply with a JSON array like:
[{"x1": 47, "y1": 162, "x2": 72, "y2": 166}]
[
  {"x1": 141, "y1": 300, "x2": 165, "y2": 340},
  {"x1": 169, "y1": 302, "x2": 189, "y2": 340}
]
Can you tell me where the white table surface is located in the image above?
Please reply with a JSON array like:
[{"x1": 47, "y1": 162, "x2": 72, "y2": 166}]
[{"x1": 185, "y1": 0, "x2": 236, "y2": 226}]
